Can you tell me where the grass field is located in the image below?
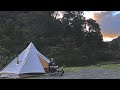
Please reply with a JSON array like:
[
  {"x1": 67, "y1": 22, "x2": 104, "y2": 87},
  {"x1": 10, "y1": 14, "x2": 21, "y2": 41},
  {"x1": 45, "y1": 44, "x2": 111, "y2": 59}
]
[{"x1": 63, "y1": 63, "x2": 120, "y2": 72}]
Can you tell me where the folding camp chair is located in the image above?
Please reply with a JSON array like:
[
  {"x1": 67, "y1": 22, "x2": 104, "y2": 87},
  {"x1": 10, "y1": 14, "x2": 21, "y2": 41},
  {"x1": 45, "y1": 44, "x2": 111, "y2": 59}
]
[{"x1": 49, "y1": 65, "x2": 64, "y2": 76}]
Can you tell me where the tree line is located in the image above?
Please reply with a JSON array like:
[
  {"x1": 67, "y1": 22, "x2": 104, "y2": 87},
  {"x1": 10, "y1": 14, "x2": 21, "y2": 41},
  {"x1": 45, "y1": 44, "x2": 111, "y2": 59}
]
[{"x1": 0, "y1": 11, "x2": 118, "y2": 68}]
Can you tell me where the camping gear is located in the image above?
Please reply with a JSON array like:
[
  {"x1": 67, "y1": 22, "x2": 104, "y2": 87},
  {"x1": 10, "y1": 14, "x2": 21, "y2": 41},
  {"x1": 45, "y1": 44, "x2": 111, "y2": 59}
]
[
  {"x1": 49, "y1": 60, "x2": 64, "y2": 76},
  {"x1": 0, "y1": 42, "x2": 64, "y2": 78}
]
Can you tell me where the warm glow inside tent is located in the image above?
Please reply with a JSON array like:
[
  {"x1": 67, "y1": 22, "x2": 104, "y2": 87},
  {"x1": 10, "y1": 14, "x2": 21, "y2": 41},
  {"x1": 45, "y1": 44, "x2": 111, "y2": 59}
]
[{"x1": 0, "y1": 42, "x2": 50, "y2": 78}]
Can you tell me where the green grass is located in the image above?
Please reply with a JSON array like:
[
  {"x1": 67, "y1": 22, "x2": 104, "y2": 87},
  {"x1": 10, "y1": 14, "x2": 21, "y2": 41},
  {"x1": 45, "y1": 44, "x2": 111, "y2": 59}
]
[
  {"x1": 63, "y1": 64, "x2": 120, "y2": 72},
  {"x1": 97, "y1": 64, "x2": 120, "y2": 70},
  {"x1": 63, "y1": 67, "x2": 83, "y2": 72}
]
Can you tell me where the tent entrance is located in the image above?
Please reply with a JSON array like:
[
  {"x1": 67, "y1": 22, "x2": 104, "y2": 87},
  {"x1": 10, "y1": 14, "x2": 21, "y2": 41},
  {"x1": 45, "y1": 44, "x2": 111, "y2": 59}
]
[{"x1": 37, "y1": 55, "x2": 49, "y2": 73}]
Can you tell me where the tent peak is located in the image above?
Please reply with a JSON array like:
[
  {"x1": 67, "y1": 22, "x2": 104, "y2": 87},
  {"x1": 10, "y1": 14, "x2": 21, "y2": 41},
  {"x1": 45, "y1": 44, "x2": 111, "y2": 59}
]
[
  {"x1": 27, "y1": 42, "x2": 36, "y2": 49},
  {"x1": 30, "y1": 42, "x2": 34, "y2": 46},
  {"x1": 30, "y1": 42, "x2": 33, "y2": 44}
]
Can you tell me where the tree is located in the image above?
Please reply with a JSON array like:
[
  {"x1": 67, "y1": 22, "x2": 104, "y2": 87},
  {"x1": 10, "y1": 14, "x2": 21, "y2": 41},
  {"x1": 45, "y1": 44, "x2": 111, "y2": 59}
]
[
  {"x1": 86, "y1": 18, "x2": 104, "y2": 50},
  {"x1": 60, "y1": 11, "x2": 86, "y2": 47}
]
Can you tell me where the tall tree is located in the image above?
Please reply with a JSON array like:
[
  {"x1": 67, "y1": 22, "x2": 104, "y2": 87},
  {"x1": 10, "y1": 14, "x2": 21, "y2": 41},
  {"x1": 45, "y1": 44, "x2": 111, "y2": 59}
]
[
  {"x1": 60, "y1": 11, "x2": 86, "y2": 47},
  {"x1": 86, "y1": 18, "x2": 104, "y2": 50}
]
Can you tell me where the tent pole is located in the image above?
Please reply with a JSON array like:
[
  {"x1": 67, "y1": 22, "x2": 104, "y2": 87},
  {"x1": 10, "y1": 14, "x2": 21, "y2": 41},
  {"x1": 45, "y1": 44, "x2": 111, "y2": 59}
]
[{"x1": 17, "y1": 55, "x2": 19, "y2": 64}]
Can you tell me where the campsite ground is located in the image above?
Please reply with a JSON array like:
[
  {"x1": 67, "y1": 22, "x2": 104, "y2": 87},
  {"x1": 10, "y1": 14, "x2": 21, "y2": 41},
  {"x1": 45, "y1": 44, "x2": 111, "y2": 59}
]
[{"x1": 24, "y1": 64, "x2": 120, "y2": 79}]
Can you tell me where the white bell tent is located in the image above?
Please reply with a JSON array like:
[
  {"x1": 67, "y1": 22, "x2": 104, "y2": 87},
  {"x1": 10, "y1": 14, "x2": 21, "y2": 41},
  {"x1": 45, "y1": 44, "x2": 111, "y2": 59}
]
[{"x1": 0, "y1": 42, "x2": 50, "y2": 78}]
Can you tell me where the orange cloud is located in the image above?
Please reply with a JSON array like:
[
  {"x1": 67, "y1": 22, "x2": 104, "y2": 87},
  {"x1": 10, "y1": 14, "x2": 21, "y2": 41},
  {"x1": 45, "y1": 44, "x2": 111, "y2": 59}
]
[
  {"x1": 102, "y1": 31, "x2": 119, "y2": 38},
  {"x1": 102, "y1": 32, "x2": 118, "y2": 41}
]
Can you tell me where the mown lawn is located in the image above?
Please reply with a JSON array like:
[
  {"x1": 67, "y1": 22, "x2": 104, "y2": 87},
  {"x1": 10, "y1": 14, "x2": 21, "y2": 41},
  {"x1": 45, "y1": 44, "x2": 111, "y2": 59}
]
[{"x1": 63, "y1": 64, "x2": 120, "y2": 72}]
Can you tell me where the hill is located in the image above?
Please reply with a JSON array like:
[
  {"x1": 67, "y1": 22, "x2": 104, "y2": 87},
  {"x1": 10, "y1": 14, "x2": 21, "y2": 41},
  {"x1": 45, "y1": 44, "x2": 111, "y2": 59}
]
[{"x1": 109, "y1": 36, "x2": 120, "y2": 48}]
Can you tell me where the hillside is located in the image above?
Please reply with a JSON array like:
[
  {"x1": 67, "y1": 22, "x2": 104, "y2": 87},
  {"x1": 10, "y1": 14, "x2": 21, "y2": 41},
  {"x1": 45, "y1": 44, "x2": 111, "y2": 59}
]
[{"x1": 109, "y1": 36, "x2": 120, "y2": 48}]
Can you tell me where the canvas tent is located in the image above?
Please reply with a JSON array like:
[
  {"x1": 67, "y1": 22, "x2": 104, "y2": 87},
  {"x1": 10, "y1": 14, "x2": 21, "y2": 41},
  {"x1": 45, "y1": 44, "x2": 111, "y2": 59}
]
[{"x1": 0, "y1": 42, "x2": 50, "y2": 78}]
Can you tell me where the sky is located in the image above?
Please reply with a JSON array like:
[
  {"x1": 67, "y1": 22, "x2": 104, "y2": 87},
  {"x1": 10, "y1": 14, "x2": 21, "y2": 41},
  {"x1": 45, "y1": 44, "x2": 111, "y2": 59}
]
[{"x1": 84, "y1": 11, "x2": 120, "y2": 41}]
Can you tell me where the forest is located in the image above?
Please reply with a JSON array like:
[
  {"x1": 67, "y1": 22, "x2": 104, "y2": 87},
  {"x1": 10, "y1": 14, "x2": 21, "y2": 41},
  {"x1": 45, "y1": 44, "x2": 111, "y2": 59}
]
[{"x1": 0, "y1": 11, "x2": 119, "y2": 69}]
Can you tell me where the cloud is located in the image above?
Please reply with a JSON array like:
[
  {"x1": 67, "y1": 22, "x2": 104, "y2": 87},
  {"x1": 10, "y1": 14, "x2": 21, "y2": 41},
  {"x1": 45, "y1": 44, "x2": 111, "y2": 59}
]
[{"x1": 92, "y1": 11, "x2": 120, "y2": 38}]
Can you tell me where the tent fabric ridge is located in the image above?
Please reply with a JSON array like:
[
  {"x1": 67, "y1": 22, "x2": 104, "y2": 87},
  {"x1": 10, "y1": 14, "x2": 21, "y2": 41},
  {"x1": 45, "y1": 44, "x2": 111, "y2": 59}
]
[
  {"x1": 17, "y1": 46, "x2": 31, "y2": 74},
  {"x1": 19, "y1": 51, "x2": 32, "y2": 74}
]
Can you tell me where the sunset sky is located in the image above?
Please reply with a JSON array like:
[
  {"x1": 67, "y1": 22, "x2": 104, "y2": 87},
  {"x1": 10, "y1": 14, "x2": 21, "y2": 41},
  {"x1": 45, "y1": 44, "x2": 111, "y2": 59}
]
[{"x1": 84, "y1": 11, "x2": 120, "y2": 41}]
